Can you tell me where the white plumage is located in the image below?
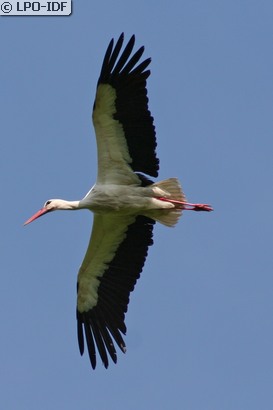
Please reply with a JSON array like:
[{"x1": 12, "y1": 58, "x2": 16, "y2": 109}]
[{"x1": 25, "y1": 33, "x2": 212, "y2": 369}]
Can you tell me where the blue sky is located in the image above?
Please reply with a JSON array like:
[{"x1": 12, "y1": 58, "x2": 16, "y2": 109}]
[{"x1": 1, "y1": 1, "x2": 273, "y2": 409}]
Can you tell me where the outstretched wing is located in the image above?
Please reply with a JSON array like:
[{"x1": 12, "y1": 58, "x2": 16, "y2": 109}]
[
  {"x1": 76, "y1": 214, "x2": 155, "y2": 369},
  {"x1": 92, "y1": 33, "x2": 159, "y2": 185}
]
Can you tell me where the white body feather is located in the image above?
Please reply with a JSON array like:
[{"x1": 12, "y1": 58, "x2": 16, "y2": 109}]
[{"x1": 25, "y1": 34, "x2": 211, "y2": 370}]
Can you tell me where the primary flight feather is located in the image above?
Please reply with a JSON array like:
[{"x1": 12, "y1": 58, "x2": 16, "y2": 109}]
[{"x1": 25, "y1": 33, "x2": 213, "y2": 369}]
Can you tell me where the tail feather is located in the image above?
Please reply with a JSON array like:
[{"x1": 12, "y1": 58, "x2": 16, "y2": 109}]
[
  {"x1": 152, "y1": 178, "x2": 186, "y2": 202},
  {"x1": 144, "y1": 209, "x2": 182, "y2": 227},
  {"x1": 145, "y1": 178, "x2": 186, "y2": 227}
]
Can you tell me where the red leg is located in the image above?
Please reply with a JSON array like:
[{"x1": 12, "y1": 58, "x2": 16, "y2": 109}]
[{"x1": 158, "y1": 197, "x2": 213, "y2": 212}]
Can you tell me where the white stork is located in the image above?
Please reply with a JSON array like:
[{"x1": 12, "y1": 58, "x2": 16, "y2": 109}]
[{"x1": 25, "y1": 33, "x2": 213, "y2": 369}]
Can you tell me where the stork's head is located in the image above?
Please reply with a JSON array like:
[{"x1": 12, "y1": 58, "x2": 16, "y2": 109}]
[{"x1": 24, "y1": 199, "x2": 73, "y2": 225}]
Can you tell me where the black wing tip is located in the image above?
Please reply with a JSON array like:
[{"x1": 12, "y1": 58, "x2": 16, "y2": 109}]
[
  {"x1": 77, "y1": 310, "x2": 126, "y2": 370},
  {"x1": 98, "y1": 33, "x2": 149, "y2": 84},
  {"x1": 118, "y1": 32, "x2": 135, "y2": 43},
  {"x1": 77, "y1": 314, "x2": 85, "y2": 355}
]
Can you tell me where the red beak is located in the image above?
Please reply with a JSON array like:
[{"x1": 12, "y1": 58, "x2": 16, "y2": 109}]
[{"x1": 24, "y1": 208, "x2": 50, "y2": 226}]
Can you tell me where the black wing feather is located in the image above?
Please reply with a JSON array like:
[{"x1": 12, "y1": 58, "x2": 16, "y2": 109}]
[
  {"x1": 99, "y1": 34, "x2": 123, "y2": 81},
  {"x1": 121, "y1": 46, "x2": 145, "y2": 75},
  {"x1": 83, "y1": 319, "x2": 96, "y2": 369},
  {"x1": 96, "y1": 34, "x2": 159, "y2": 178},
  {"x1": 111, "y1": 35, "x2": 135, "y2": 77},
  {"x1": 77, "y1": 215, "x2": 155, "y2": 369}
]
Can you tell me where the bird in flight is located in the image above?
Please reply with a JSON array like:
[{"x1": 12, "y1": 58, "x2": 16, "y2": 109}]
[{"x1": 25, "y1": 33, "x2": 213, "y2": 369}]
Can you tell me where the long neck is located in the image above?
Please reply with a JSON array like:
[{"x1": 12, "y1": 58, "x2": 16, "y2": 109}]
[
  {"x1": 54, "y1": 199, "x2": 81, "y2": 210},
  {"x1": 66, "y1": 200, "x2": 81, "y2": 210}
]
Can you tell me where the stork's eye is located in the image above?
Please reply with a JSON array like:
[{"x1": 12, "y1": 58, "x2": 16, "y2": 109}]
[{"x1": 45, "y1": 200, "x2": 52, "y2": 206}]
